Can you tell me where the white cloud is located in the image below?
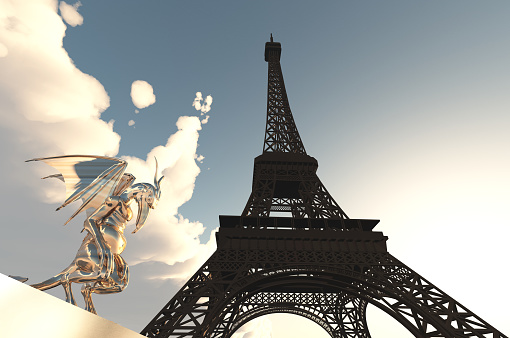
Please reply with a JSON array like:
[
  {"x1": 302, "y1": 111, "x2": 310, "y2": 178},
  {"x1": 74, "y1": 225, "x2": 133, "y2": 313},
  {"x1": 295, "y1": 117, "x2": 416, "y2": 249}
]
[
  {"x1": 0, "y1": 42, "x2": 8, "y2": 57},
  {"x1": 201, "y1": 115, "x2": 210, "y2": 124},
  {"x1": 0, "y1": 0, "x2": 120, "y2": 308},
  {"x1": 0, "y1": 0, "x2": 216, "y2": 326},
  {"x1": 59, "y1": 1, "x2": 83, "y2": 27},
  {"x1": 204, "y1": 95, "x2": 213, "y2": 110},
  {"x1": 0, "y1": 0, "x2": 245, "y2": 333},
  {"x1": 141, "y1": 227, "x2": 218, "y2": 282},
  {"x1": 232, "y1": 317, "x2": 272, "y2": 338},
  {"x1": 128, "y1": 119, "x2": 135, "y2": 127},
  {"x1": 121, "y1": 115, "x2": 216, "y2": 270},
  {"x1": 135, "y1": 109, "x2": 139, "y2": 114},
  {"x1": 196, "y1": 154, "x2": 204, "y2": 163},
  {"x1": 131, "y1": 80, "x2": 156, "y2": 109},
  {"x1": 0, "y1": 0, "x2": 117, "y2": 155},
  {"x1": 0, "y1": 2, "x2": 222, "y2": 335},
  {"x1": 193, "y1": 91, "x2": 213, "y2": 114},
  {"x1": 192, "y1": 92, "x2": 203, "y2": 110}
]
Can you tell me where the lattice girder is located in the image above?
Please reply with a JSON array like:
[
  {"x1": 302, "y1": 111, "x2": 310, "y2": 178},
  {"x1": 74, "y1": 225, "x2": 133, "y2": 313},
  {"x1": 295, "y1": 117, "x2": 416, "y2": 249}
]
[
  {"x1": 263, "y1": 58, "x2": 306, "y2": 154},
  {"x1": 242, "y1": 153, "x2": 349, "y2": 220},
  {"x1": 141, "y1": 228, "x2": 506, "y2": 338},
  {"x1": 229, "y1": 292, "x2": 371, "y2": 338}
]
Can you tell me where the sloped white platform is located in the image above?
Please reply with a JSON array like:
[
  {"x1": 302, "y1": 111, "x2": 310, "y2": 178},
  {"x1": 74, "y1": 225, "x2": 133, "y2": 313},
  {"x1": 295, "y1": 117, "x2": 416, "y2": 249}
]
[{"x1": 0, "y1": 273, "x2": 143, "y2": 338}]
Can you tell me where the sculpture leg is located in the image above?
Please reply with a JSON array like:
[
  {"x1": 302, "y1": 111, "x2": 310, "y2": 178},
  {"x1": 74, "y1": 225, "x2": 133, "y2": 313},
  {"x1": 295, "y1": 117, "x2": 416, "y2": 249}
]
[
  {"x1": 89, "y1": 255, "x2": 129, "y2": 295},
  {"x1": 62, "y1": 279, "x2": 77, "y2": 305},
  {"x1": 32, "y1": 234, "x2": 98, "y2": 290},
  {"x1": 30, "y1": 264, "x2": 77, "y2": 291},
  {"x1": 29, "y1": 263, "x2": 81, "y2": 306},
  {"x1": 79, "y1": 255, "x2": 129, "y2": 315},
  {"x1": 65, "y1": 235, "x2": 104, "y2": 284},
  {"x1": 31, "y1": 274, "x2": 63, "y2": 291},
  {"x1": 81, "y1": 283, "x2": 97, "y2": 314}
]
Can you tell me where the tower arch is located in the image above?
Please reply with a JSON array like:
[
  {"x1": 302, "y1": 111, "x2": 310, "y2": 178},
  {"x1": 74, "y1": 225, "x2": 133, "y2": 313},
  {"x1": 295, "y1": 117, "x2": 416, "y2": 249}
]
[{"x1": 204, "y1": 266, "x2": 442, "y2": 337}]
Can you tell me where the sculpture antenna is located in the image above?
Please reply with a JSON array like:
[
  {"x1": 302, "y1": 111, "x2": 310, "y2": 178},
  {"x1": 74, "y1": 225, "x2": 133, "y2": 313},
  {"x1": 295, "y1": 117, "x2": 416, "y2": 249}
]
[
  {"x1": 154, "y1": 157, "x2": 159, "y2": 189},
  {"x1": 153, "y1": 157, "x2": 164, "y2": 197}
]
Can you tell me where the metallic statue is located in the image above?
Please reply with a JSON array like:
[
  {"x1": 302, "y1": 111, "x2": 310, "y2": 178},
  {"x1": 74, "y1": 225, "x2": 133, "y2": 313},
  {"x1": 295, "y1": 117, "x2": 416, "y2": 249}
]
[{"x1": 26, "y1": 155, "x2": 163, "y2": 314}]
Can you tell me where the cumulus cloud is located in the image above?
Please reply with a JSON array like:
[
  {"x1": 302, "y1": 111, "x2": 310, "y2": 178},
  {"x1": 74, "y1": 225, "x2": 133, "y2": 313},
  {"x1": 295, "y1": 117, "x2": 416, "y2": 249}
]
[
  {"x1": 0, "y1": 0, "x2": 216, "y2": 327},
  {"x1": 131, "y1": 80, "x2": 156, "y2": 109},
  {"x1": 137, "y1": 227, "x2": 218, "y2": 282},
  {"x1": 232, "y1": 317, "x2": 273, "y2": 338},
  {"x1": 59, "y1": 1, "x2": 83, "y2": 27},
  {"x1": 193, "y1": 91, "x2": 213, "y2": 114},
  {"x1": 0, "y1": 0, "x2": 216, "y2": 277},
  {"x1": 0, "y1": 42, "x2": 8, "y2": 57},
  {"x1": 0, "y1": 0, "x2": 117, "y2": 156},
  {"x1": 128, "y1": 119, "x2": 135, "y2": 127},
  {"x1": 121, "y1": 115, "x2": 215, "y2": 270},
  {"x1": 0, "y1": 0, "x2": 120, "y2": 309},
  {"x1": 0, "y1": 2, "x2": 224, "y2": 334},
  {"x1": 203, "y1": 95, "x2": 213, "y2": 111},
  {"x1": 192, "y1": 92, "x2": 203, "y2": 110}
]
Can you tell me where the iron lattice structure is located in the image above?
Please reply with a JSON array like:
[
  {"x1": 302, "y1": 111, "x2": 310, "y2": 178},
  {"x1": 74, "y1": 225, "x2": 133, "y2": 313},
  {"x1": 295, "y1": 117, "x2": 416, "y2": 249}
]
[
  {"x1": 243, "y1": 36, "x2": 348, "y2": 220},
  {"x1": 263, "y1": 37, "x2": 305, "y2": 155},
  {"x1": 141, "y1": 37, "x2": 507, "y2": 338}
]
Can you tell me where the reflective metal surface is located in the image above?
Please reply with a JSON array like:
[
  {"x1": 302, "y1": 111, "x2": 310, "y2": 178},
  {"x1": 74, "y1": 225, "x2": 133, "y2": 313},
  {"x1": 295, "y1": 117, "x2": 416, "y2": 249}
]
[
  {"x1": 26, "y1": 155, "x2": 163, "y2": 314},
  {"x1": 8, "y1": 275, "x2": 28, "y2": 283}
]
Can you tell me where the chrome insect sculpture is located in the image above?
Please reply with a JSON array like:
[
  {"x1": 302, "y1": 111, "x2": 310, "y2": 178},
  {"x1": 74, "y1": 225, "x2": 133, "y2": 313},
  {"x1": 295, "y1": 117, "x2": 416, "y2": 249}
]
[{"x1": 25, "y1": 155, "x2": 163, "y2": 314}]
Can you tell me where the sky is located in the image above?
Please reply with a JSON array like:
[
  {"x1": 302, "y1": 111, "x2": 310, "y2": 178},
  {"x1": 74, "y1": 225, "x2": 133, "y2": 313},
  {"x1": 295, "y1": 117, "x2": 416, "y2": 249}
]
[{"x1": 0, "y1": 0, "x2": 509, "y2": 337}]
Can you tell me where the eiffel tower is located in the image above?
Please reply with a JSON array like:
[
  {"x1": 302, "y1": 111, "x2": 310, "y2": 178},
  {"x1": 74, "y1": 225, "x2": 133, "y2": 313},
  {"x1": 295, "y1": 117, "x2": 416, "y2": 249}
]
[{"x1": 141, "y1": 36, "x2": 507, "y2": 338}]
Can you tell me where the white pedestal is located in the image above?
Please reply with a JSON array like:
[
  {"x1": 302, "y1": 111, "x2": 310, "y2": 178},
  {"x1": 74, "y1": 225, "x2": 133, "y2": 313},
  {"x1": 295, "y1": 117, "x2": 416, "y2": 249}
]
[{"x1": 0, "y1": 273, "x2": 143, "y2": 338}]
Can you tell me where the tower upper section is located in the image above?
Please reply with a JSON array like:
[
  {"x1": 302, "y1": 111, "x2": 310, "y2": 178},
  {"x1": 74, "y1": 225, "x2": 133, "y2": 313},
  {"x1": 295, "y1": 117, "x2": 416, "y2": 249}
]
[
  {"x1": 264, "y1": 34, "x2": 281, "y2": 62},
  {"x1": 263, "y1": 35, "x2": 306, "y2": 154},
  {"x1": 240, "y1": 37, "x2": 351, "y2": 222}
]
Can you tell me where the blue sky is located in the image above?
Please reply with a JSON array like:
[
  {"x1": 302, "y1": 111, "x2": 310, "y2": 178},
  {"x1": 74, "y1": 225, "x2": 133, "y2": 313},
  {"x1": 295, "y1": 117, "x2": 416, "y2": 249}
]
[{"x1": 0, "y1": 1, "x2": 509, "y2": 337}]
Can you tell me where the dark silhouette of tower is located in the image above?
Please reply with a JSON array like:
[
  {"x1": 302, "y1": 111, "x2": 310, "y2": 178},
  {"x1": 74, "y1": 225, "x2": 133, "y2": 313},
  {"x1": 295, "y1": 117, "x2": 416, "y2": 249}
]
[{"x1": 141, "y1": 37, "x2": 507, "y2": 338}]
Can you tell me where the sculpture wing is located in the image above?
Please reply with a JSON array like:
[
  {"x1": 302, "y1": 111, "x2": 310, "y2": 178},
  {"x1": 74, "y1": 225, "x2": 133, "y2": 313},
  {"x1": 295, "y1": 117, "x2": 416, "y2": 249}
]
[{"x1": 27, "y1": 155, "x2": 127, "y2": 225}]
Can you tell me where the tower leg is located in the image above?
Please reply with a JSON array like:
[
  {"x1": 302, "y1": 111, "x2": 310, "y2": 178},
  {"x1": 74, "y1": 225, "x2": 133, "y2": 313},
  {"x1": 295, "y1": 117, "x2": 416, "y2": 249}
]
[
  {"x1": 141, "y1": 230, "x2": 507, "y2": 338},
  {"x1": 332, "y1": 294, "x2": 370, "y2": 338}
]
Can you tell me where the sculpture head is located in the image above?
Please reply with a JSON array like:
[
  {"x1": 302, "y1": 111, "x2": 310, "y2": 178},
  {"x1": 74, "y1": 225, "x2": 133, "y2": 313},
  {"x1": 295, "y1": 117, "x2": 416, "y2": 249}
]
[{"x1": 124, "y1": 160, "x2": 164, "y2": 233}]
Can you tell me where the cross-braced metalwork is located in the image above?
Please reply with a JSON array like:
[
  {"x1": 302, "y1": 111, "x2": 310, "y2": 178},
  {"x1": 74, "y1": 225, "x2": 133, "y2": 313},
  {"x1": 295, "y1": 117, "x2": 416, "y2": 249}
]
[
  {"x1": 242, "y1": 153, "x2": 349, "y2": 220},
  {"x1": 141, "y1": 37, "x2": 507, "y2": 338},
  {"x1": 242, "y1": 35, "x2": 349, "y2": 221},
  {"x1": 142, "y1": 228, "x2": 506, "y2": 337},
  {"x1": 230, "y1": 292, "x2": 370, "y2": 338},
  {"x1": 263, "y1": 36, "x2": 305, "y2": 155}
]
